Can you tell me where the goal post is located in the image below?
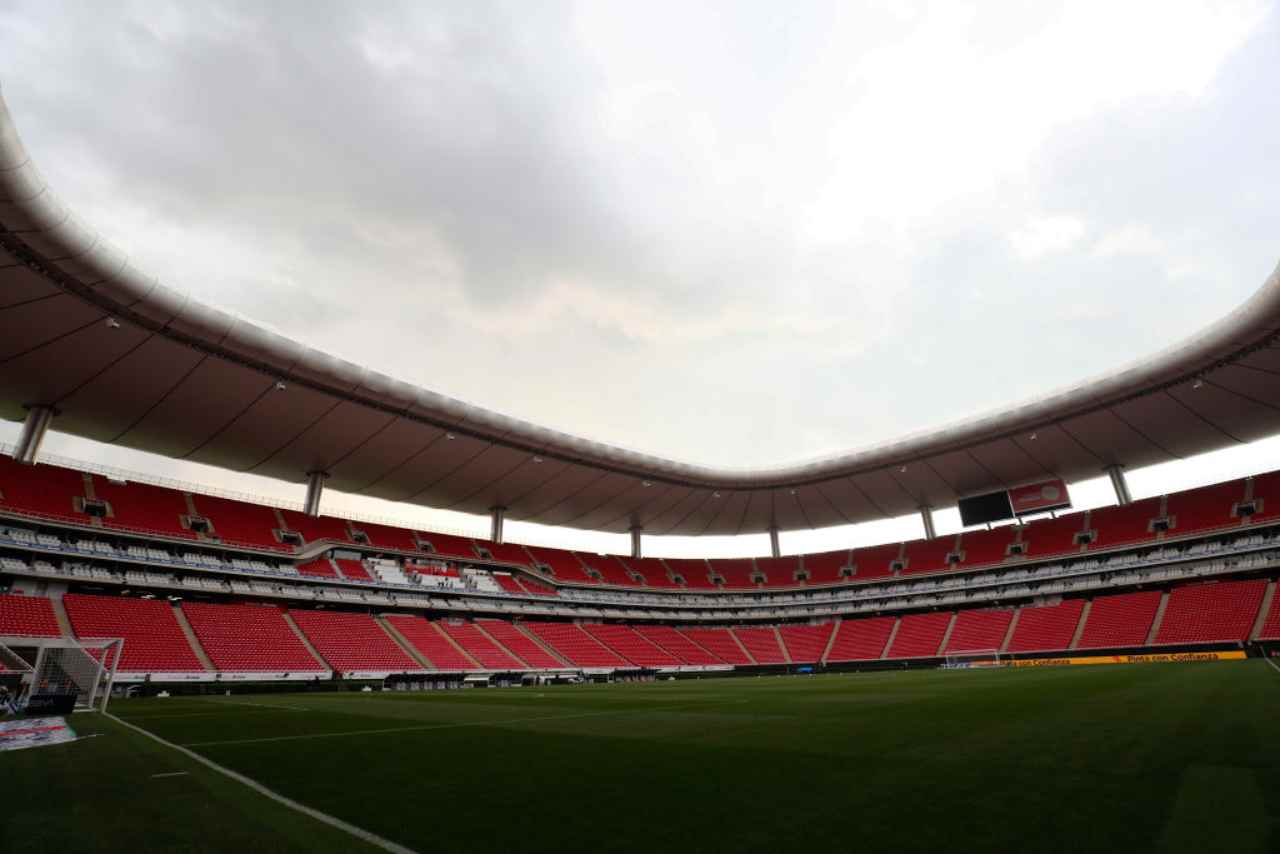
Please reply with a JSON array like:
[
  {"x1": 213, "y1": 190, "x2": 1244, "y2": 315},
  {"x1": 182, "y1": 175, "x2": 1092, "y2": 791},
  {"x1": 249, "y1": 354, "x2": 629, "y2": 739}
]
[
  {"x1": 2, "y1": 637, "x2": 123, "y2": 714},
  {"x1": 942, "y1": 649, "x2": 1004, "y2": 669}
]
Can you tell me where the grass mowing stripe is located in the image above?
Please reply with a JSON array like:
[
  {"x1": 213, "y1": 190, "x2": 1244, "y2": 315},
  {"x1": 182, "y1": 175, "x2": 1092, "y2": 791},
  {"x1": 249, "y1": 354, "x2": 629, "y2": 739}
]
[{"x1": 105, "y1": 712, "x2": 419, "y2": 854}]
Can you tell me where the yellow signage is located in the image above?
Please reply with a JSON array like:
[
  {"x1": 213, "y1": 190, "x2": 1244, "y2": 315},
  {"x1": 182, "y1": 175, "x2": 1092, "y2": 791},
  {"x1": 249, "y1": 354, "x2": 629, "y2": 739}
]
[{"x1": 1010, "y1": 651, "x2": 1247, "y2": 667}]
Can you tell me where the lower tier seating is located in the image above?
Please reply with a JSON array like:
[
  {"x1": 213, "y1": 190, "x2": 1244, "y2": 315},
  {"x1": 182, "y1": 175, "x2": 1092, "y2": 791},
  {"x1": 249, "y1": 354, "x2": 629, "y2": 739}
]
[
  {"x1": 1257, "y1": 587, "x2": 1280, "y2": 640},
  {"x1": 182, "y1": 602, "x2": 325, "y2": 672},
  {"x1": 476, "y1": 619, "x2": 565, "y2": 667},
  {"x1": 778, "y1": 624, "x2": 834, "y2": 663},
  {"x1": 886, "y1": 612, "x2": 951, "y2": 659},
  {"x1": 732, "y1": 627, "x2": 787, "y2": 664},
  {"x1": 678, "y1": 627, "x2": 753, "y2": 665},
  {"x1": 825, "y1": 617, "x2": 896, "y2": 662},
  {"x1": 289, "y1": 610, "x2": 419, "y2": 672},
  {"x1": 437, "y1": 620, "x2": 525, "y2": 669},
  {"x1": 583, "y1": 624, "x2": 681, "y2": 667},
  {"x1": 943, "y1": 609, "x2": 1014, "y2": 654},
  {"x1": 526, "y1": 622, "x2": 628, "y2": 668},
  {"x1": 63, "y1": 593, "x2": 204, "y2": 672},
  {"x1": 1075, "y1": 590, "x2": 1162, "y2": 649},
  {"x1": 1154, "y1": 579, "x2": 1266, "y2": 644},
  {"x1": 1006, "y1": 600, "x2": 1085, "y2": 653},
  {"x1": 384, "y1": 615, "x2": 475, "y2": 670},
  {"x1": 0, "y1": 593, "x2": 62, "y2": 637},
  {"x1": 634, "y1": 625, "x2": 724, "y2": 665}
]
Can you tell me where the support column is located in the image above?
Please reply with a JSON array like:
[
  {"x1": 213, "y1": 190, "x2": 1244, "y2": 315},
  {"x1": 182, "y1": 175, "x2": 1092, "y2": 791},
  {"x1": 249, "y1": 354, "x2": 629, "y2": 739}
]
[
  {"x1": 302, "y1": 470, "x2": 328, "y2": 518},
  {"x1": 768, "y1": 526, "x2": 781, "y2": 560},
  {"x1": 1105, "y1": 464, "x2": 1132, "y2": 506},
  {"x1": 919, "y1": 505, "x2": 937, "y2": 540},
  {"x1": 490, "y1": 506, "x2": 506, "y2": 545},
  {"x1": 630, "y1": 526, "x2": 643, "y2": 560},
  {"x1": 13, "y1": 405, "x2": 55, "y2": 465}
]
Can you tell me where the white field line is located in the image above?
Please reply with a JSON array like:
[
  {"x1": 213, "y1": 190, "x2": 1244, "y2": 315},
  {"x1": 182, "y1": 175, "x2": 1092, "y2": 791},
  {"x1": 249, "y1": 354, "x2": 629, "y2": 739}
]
[
  {"x1": 106, "y1": 713, "x2": 418, "y2": 854},
  {"x1": 1265, "y1": 656, "x2": 1280, "y2": 676},
  {"x1": 206, "y1": 700, "x2": 311, "y2": 711},
  {"x1": 181, "y1": 699, "x2": 748, "y2": 749},
  {"x1": 151, "y1": 771, "x2": 190, "y2": 779}
]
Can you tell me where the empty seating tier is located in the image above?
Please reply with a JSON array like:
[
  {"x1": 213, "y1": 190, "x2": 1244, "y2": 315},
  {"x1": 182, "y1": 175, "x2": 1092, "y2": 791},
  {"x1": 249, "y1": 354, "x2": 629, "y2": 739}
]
[
  {"x1": 190, "y1": 494, "x2": 283, "y2": 550},
  {"x1": 886, "y1": 612, "x2": 952, "y2": 659},
  {"x1": 1257, "y1": 586, "x2": 1280, "y2": 640},
  {"x1": 475, "y1": 620, "x2": 564, "y2": 668},
  {"x1": 575, "y1": 554, "x2": 635, "y2": 586},
  {"x1": 848, "y1": 543, "x2": 903, "y2": 581},
  {"x1": 418, "y1": 532, "x2": 477, "y2": 560},
  {"x1": 278, "y1": 510, "x2": 353, "y2": 545},
  {"x1": 943, "y1": 609, "x2": 1014, "y2": 654},
  {"x1": 709, "y1": 558, "x2": 758, "y2": 589},
  {"x1": 804, "y1": 549, "x2": 854, "y2": 584},
  {"x1": 527, "y1": 623, "x2": 628, "y2": 668},
  {"x1": 437, "y1": 620, "x2": 524, "y2": 669},
  {"x1": 825, "y1": 617, "x2": 896, "y2": 662},
  {"x1": 384, "y1": 616, "x2": 476, "y2": 670},
  {"x1": 1165, "y1": 479, "x2": 1247, "y2": 535},
  {"x1": 1088, "y1": 498, "x2": 1161, "y2": 548},
  {"x1": 633, "y1": 625, "x2": 723, "y2": 665},
  {"x1": 182, "y1": 602, "x2": 325, "y2": 672},
  {"x1": 494, "y1": 574, "x2": 525, "y2": 595},
  {"x1": 289, "y1": 610, "x2": 420, "y2": 673},
  {"x1": 956, "y1": 527, "x2": 1017, "y2": 568},
  {"x1": 0, "y1": 456, "x2": 86, "y2": 521},
  {"x1": 1154, "y1": 579, "x2": 1266, "y2": 645},
  {"x1": 1075, "y1": 591, "x2": 1162, "y2": 649},
  {"x1": 63, "y1": 593, "x2": 204, "y2": 673},
  {"x1": 1006, "y1": 600, "x2": 1085, "y2": 653},
  {"x1": 525, "y1": 546, "x2": 595, "y2": 584},
  {"x1": 334, "y1": 559, "x2": 373, "y2": 581},
  {"x1": 296, "y1": 559, "x2": 339, "y2": 578},
  {"x1": 778, "y1": 624, "x2": 834, "y2": 663},
  {"x1": 92, "y1": 477, "x2": 194, "y2": 539},
  {"x1": 732, "y1": 627, "x2": 787, "y2": 664},
  {"x1": 583, "y1": 624, "x2": 681, "y2": 667},
  {"x1": 0, "y1": 593, "x2": 61, "y2": 637},
  {"x1": 679, "y1": 627, "x2": 753, "y2": 665}
]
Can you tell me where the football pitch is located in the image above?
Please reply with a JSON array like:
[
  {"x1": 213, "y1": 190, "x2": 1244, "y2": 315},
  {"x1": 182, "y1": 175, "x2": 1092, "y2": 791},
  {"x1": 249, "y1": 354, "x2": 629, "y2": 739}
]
[{"x1": 6, "y1": 661, "x2": 1279, "y2": 853}]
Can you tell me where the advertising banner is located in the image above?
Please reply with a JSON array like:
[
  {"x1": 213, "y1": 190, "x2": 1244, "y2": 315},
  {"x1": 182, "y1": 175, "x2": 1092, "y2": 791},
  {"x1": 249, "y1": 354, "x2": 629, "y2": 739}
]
[
  {"x1": 1010, "y1": 651, "x2": 1246, "y2": 668},
  {"x1": 1009, "y1": 478, "x2": 1071, "y2": 515}
]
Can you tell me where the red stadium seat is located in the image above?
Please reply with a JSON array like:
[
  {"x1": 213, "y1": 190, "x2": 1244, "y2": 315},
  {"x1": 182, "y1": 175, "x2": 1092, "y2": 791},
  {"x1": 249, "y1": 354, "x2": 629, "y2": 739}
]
[
  {"x1": 1154, "y1": 579, "x2": 1266, "y2": 644},
  {"x1": 526, "y1": 622, "x2": 628, "y2": 668},
  {"x1": 437, "y1": 620, "x2": 525, "y2": 669},
  {"x1": 476, "y1": 619, "x2": 565, "y2": 667},
  {"x1": 778, "y1": 623, "x2": 834, "y2": 663},
  {"x1": 289, "y1": 610, "x2": 420, "y2": 672},
  {"x1": 633, "y1": 625, "x2": 724, "y2": 665},
  {"x1": 582, "y1": 624, "x2": 681, "y2": 667},
  {"x1": 943, "y1": 609, "x2": 1013, "y2": 654},
  {"x1": 678, "y1": 628, "x2": 752, "y2": 665},
  {"x1": 1075, "y1": 591, "x2": 1162, "y2": 649},
  {"x1": 64, "y1": 593, "x2": 205, "y2": 673},
  {"x1": 182, "y1": 602, "x2": 325, "y2": 672},
  {"x1": 825, "y1": 617, "x2": 895, "y2": 662},
  {"x1": 385, "y1": 615, "x2": 475, "y2": 670},
  {"x1": 732, "y1": 627, "x2": 786, "y2": 664},
  {"x1": 0, "y1": 593, "x2": 62, "y2": 637},
  {"x1": 1006, "y1": 600, "x2": 1085, "y2": 653},
  {"x1": 885, "y1": 612, "x2": 951, "y2": 659}
]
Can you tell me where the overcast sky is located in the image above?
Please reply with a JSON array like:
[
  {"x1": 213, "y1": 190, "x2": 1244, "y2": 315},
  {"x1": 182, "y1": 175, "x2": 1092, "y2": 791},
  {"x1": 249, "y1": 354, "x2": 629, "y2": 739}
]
[{"x1": 2, "y1": 1, "x2": 1279, "y2": 556}]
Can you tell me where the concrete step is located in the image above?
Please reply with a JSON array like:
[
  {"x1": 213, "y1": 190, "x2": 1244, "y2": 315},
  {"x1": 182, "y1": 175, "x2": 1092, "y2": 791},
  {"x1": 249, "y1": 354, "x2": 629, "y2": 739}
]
[
  {"x1": 1249, "y1": 580, "x2": 1276, "y2": 641},
  {"x1": 775, "y1": 627, "x2": 792, "y2": 664},
  {"x1": 473, "y1": 620, "x2": 528, "y2": 667},
  {"x1": 172, "y1": 605, "x2": 216, "y2": 672},
  {"x1": 729, "y1": 628, "x2": 756, "y2": 664},
  {"x1": 1068, "y1": 600, "x2": 1093, "y2": 650},
  {"x1": 999, "y1": 608, "x2": 1021, "y2": 654},
  {"x1": 820, "y1": 620, "x2": 841, "y2": 665},
  {"x1": 936, "y1": 612, "x2": 958, "y2": 656},
  {"x1": 879, "y1": 618, "x2": 901, "y2": 659},
  {"x1": 430, "y1": 621, "x2": 482, "y2": 669},
  {"x1": 376, "y1": 616, "x2": 433, "y2": 669},
  {"x1": 281, "y1": 611, "x2": 330, "y2": 671},
  {"x1": 1145, "y1": 591, "x2": 1171, "y2": 645},
  {"x1": 512, "y1": 622, "x2": 571, "y2": 667}
]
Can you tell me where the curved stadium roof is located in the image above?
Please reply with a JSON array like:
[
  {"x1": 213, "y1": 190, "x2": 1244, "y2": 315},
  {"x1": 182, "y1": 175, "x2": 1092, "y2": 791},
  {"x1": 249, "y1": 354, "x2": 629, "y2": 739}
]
[{"x1": 2, "y1": 87, "x2": 1280, "y2": 536}]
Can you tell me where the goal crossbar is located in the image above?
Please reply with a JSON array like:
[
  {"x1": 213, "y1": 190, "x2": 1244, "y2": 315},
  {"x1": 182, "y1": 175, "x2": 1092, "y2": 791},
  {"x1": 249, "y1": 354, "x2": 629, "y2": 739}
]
[{"x1": 1, "y1": 636, "x2": 123, "y2": 713}]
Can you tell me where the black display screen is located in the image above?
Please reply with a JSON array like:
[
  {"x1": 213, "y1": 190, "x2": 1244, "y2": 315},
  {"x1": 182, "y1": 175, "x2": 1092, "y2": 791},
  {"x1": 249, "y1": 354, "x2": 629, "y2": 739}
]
[{"x1": 958, "y1": 490, "x2": 1014, "y2": 526}]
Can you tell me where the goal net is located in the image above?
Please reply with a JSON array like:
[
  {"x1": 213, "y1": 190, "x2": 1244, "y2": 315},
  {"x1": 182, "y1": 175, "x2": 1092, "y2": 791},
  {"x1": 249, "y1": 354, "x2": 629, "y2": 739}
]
[
  {"x1": 942, "y1": 649, "x2": 1004, "y2": 669},
  {"x1": 1, "y1": 637, "x2": 122, "y2": 713}
]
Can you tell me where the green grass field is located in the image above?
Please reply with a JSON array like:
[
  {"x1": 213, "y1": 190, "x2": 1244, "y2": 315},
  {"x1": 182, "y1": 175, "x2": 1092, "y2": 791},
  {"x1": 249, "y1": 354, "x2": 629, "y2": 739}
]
[{"x1": 5, "y1": 661, "x2": 1280, "y2": 853}]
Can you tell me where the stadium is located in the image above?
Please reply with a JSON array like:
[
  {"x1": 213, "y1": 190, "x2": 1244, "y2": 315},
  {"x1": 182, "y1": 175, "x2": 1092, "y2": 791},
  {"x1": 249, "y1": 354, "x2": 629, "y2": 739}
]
[{"x1": 3, "y1": 5, "x2": 1280, "y2": 853}]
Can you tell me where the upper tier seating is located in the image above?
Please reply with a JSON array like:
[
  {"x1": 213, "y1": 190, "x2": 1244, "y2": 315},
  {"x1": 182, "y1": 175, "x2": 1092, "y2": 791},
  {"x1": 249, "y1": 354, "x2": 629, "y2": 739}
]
[
  {"x1": 289, "y1": 610, "x2": 420, "y2": 672},
  {"x1": 478, "y1": 541, "x2": 535, "y2": 568},
  {"x1": 385, "y1": 615, "x2": 475, "y2": 670},
  {"x1": 756, "y1": 555, "x2": 800, "y2": 585},
  {"x1": 680, "y1": 627, "x2": 752, "y2": 665},
  {"x1": 494, "y1": 574, "x2": 524, "y2": 595},
  {"x1": 886, "y1": 612, "x2": 951, "y2": 659},
  {"x1": 1075, "y1": 590, "x2": 1162, "y2": 649},
  {"x1": 63, "y1": 593, "x2": 204, "y2": 672},
  {"x1": 956, "y1": 526, "x2": 1018, "y2": 568},
  {"x1": 189, "y1": 494, "x2": 284, "y2": 550},
  {"x1": 334, "y1": 559, "x2": 373, "y2": 581},
  {"x1": 92, "y1": 477, "x2": 194, "y2": 538},
  {"x1": 849, "y1": 543, "x2": 902, "y2": 581},
  {"x1": 296, "y1": 559, "x2": 339, "y2": 578},
  {"x1": 0, "y1": 593, "x2": 61, "y2": 637},
  {"x1": 901, "y1": 537, "x2": 957, "y2": 576},
  {"x1": 1165, "y1": 479, "x2": 1247, "y2": 535},
  {"x1": 475, "y1": 619, "x2": 564, "y2": 667},
  {"x1": 1019, "y1": 512, "x2": 1087, "y2": 559},
  {"x1": 437, "y1": 620, "x2": 524, "y2": 669},
  {"x1": 1154, "y1": 579, "x2": 1266, "y2": 644},
  {"x1": 943, "y1": 608, "x2": 1013, "y2": 653},
  {"x1": 354, "y1": 521, "x2": 419, "y2": 552},
  {"x1": 662, "y1": 558, "x2": 711, "y2": 589},
  {"x1": 277, "y1": 509, "x2": 353, "y2": 545},
  {"x1": 0, "y1": 456, "x2": 86, "y2": 521},
  {"x1": 1006, "y1": 600, "x2": 1085, "y2": 653},
  {"x1": 182, "y1": 602, "x2": 324, "y2": 672},
  {"x1": 732, "y1": 627, "x2": 787, "y2": 664},
  {"x1": 575, "y1": 554, "x2": 635, "y2": 586},
  {"x1": 583, "y1": 624, "x2": 681, "y2": 667},
  {"x1": 710, "y1": 558, "x2": 758, "y2": 589},
  {"x1": 804, "y1": 549, "x2": 853, "y2": 585},
  {"x1": 1256, "y1": 586, "x2": 1280, "y2": 640},
  {"x1": 825, "y1": 616, "x2": 896, "y2": 662},
  {"x1": 778, "y1": 623, "x2": 834, "y2": 663},
  {"x1": 516, "y1": 576, "x2": 558, "y2": 597},
  {"x1": 634, "y1": 625, "x2": 724, "y2": 665},
  {"x1": 527, "y1": 622, "x2": 628, "y2": 668},
  {"x1": 1252, "y1": 471, "x2": 1280, "y2": 522},
  {"x1": 526, "y1": 546, "x2": 594, "y2": 583},
  {"x1": 417, "y1": 532, "x2": 477, "y2": 560},
  {"x1": 1087, "y1": 498, "x2": 1161, "y2": 548}
]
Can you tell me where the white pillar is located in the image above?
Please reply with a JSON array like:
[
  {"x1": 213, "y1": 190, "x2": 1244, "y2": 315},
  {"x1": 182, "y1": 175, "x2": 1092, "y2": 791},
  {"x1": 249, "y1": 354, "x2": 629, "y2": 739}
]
[
  {"x1": 490, "y1": 506, "x2": 506, "y2": 544},
  {"x1": 1105, "y1": 464, "x2": 1132, "y2": 506},
  {"x1": 919, "y1": 506, "x2": 937, "y2": 540},
  {"x1": 303, "y1": 471, "x2": 328, "y2": 518},
  {"x1": 13, "y1": 405, "x2": 55, "y2": 466},
  {"x1": 630, "y1": 526, "x2": 643, "y2": 560},
  {"x1": 769, "y1": 526, "x2": 781, "y2": 559}
]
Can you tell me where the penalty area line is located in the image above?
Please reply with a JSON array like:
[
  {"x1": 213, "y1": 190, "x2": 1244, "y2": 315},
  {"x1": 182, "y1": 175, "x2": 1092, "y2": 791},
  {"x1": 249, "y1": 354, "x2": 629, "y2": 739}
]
[
  {"x1": 105, "y1": 713, "x2": 418, "y2": 854},
  {"x1": 1265, "y1": 656, "x2": 1280, "y2": 676}
]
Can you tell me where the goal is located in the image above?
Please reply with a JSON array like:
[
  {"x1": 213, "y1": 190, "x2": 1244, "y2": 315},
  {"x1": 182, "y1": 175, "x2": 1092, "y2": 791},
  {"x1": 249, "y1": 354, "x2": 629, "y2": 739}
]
[
  {"x1": 0, "y1": 637, "x2": 123, "y2": 713},
  {"x1": 942, "y1": 649, "x2": 1004, "y2": 669}
]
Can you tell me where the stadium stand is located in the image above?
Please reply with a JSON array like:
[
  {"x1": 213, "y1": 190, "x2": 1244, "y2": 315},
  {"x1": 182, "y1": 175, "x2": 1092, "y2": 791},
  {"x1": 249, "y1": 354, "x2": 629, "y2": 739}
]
[
  {"x1": 418, "y1": 532, "x2": 477, "y2": 560},
  {"x1": 1253, "y1": 471, "x2": 1280, "y2": 522},
  {"x1": 943, "y1": 609, "x2": 1013, "y2": 653},
  {"x1": 825, "y1": 616, "x2": 896, "y2": 662},
  {"x1": 479, "y1": 541, "x2": 535, "y2": 568},
  {"x1": 354, "y1": 521, "x2": 420, "y2": 552},
  {"x1": 583, "y1": 624, "x2": 681, "y2": 667},
  {"x1": 475, "y1": 619, "x2": 564, "y2": 668},
  {"x1": 92, "y1": 477, "x2": 194, "y2": 539},
  {"x1": 1154, "y1": 579, "x2": 1266, "y2": 644},
  {"x1": 633, "y1": 625, "x2": 724, "y2": 665},
  {"x1": 278, "y1": 510, "x2": 353, "y2": 545},
  {"x1": 901, "y1": 537, "x2": 957, "y2": 576},
  {"x1": 1257, "y1": 589, "x2": 1280, "y2": 640},
  {"x1": 710, "y1": 558, "x2": 758, "y2": 589},
  {"x1": 886, "y1": 612, "x2": 952, "y2": 658},
  {"x1": 0, "y1": 592, "x2": 61, "y2": 637},
  {"x1": 576, "y1": 554, "x2": 636, "y2": 586},
  {"x1": 1019, "y1": 512, "x2": 1087, "y2": 559},
  {"x1": 525, "y1": 546, "x2": 594, "y2": 583},
  {"x1": 957, "y1": 526, "x2": 1018, "y2": 568},
  {"x1": 679, "y1": 627, "x2": 753, "y2": 665},
  {"x1": 296, "y1": 558, "x2": 339, "y2": 578},
  {"x1": 516, "y1": 576, "x2": 558, "y2": 597},
  {"x1": 63, "y1": 593, "x2": 204, "y2": 673},
  {"x1": 1165, "y1": 479, "x2": 1247, "y2": 535},
  {"x1": 1006, "y1": 600, "x2": 1085, "y2": 653},
  {"x1": 655, "y1": 558, "x2": 703, "y2": 588},
  {"x1": 181, "y1": 602, "x2": 325, "y2": 672},
  {"x1": 1075, "y1": 591, "x2": 1163, "y2": 649},
  {"x1": 527, "y1": 622, "x2": 629, "y2": 667},
  {"x1": 493, "y1": 574, "x2": 525, "y2": 595},
  {"x1": 289, "y1": 610, "x2": 420, "y2": 672},
  {"x1": 1087, "y1": 498, "x2": 1161, "y2": 548},
  {"x1": 849, "y1": 543, "x2": 902, "y2": 581},
  {"x1": 385, "y1": 615, "x2": 475, "y2": 670},
  {"x1": 437, "y1": 620, "x2": 524, "y2": 669},
  {"x1": 0, "y1": 456, "x2": 86, "y2": 521},
  {"x1": 732, "y1": 627, "x2": 787, "y2": 664},
  {"x1": 333, "y1": 558, "x2": 373, "y2": 581},
  {"x1": 778, "y1": 623, "x2": 834, "y2": 663},
  {"x1": 803, "y1": 549, "x2": 853, "y2": 584},
  {"x1": 189, "y1": 493, "x2": 284, "y2": 550}
]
